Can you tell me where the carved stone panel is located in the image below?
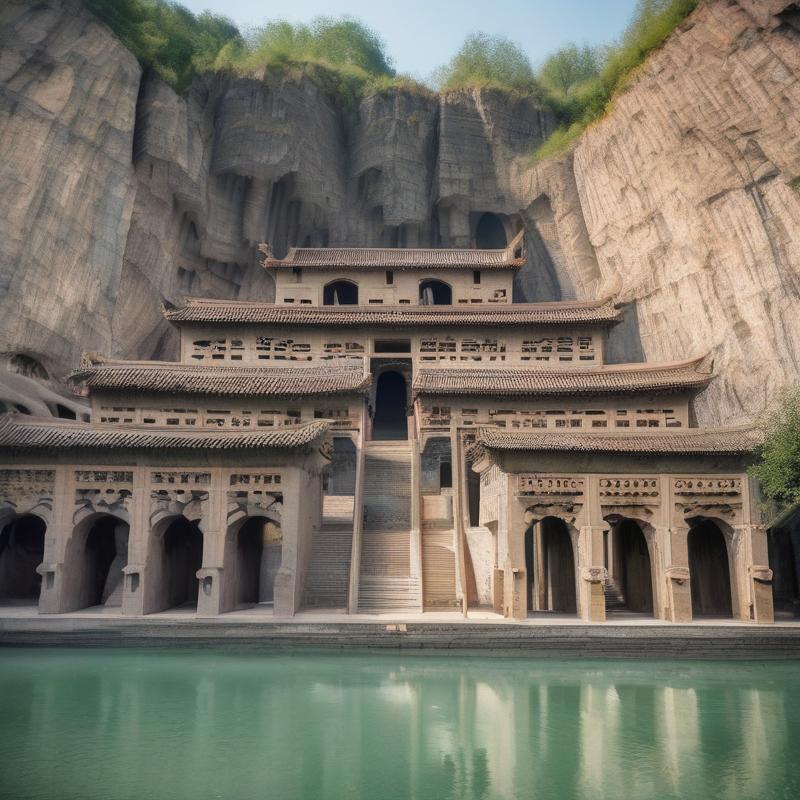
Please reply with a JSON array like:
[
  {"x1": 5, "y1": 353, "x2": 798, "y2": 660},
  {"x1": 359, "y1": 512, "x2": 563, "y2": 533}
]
[
  {"x1": 600, "y1": 477, "x2": 660, "y2": 523},
  {"x1": 518, "y1": 475, "x2": 584, "y2": 527},
  {"x1": 672, "y1": 477, "x2": 743, "y2": 525},
  {"x1": 0, "y1": 469, "x2": 55, "y2": 521}
]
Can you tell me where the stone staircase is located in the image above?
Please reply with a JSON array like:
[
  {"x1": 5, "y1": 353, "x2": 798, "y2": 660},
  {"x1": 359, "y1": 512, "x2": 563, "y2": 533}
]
[
  {"x1": 357, "y1": 441, "x2": 419, "y2": 612},
  {"x1": 422, "y1": 528, "x2": 458, "y2": 609},
  {"x1": 303, "y1": 495, "x2": 354, "y2": 608},
  {"x1": 604, "y1": 577, "x2": 626, "y2": 611}
]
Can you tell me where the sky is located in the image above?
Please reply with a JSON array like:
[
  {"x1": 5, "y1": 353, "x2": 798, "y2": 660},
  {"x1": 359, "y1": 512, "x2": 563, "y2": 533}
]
[{"x1": 178, "y1": 0, "x2": 639, "y2": 80}]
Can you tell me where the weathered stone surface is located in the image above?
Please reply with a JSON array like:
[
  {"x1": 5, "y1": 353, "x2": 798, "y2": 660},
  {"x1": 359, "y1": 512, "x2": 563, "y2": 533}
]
[
  {"x1": 1, "y1": 0, "x2": 799, "y2": 426},
  {"x1": 0, "y1": 0, "x2": 140, "y2": 374},
  {"x1": 571, "y1": 0, "x2": 800, "y2": 424}
]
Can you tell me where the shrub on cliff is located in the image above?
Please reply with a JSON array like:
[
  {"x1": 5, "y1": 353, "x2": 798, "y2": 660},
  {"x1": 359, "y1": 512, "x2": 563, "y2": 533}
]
[
  {"x1": 432, "y1": 33, "x2": 540, "y2": 95},
  {"x1": 83, "y1": 0, "x2": 240, "y2": 92},
  {"x1": 533, "y1": 0, "x2": 698, "y2": 160},
  {"x1": 750, "y1": 389, "x2": 800, "y2": 512}
]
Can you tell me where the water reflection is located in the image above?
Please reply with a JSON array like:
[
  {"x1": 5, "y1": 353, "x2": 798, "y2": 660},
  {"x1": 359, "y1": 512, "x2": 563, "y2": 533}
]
[{"x1": 0, "y1": 650, "x2": 798, "y2": 800}]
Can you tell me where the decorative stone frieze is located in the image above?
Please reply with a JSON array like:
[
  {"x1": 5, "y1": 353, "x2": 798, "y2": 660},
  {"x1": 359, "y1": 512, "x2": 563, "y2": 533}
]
[
  {"x1": 672, "y1": 476, "x2": 743, "y2": 524},
  {"x1": 0, "y1": 469, "x2": 55, "y2": 521}
]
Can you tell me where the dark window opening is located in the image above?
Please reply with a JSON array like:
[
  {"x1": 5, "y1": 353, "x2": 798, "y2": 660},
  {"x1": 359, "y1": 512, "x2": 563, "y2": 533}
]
[
  {"x1": 374, "y1": 340, "x2": 411, "y2": 353},
  {"x1": 419, "y1": 280, "x2": 452, "y2": 305},
  {"x1": 56, "y1": 404, "x2": 77, "y2": 420},
  {"x1": 323, "y1": 280, "x2": 358, "y2": 305},
  {"x1": 386, "y1": 270, "x2": 394, "y2": 285},
  {"x1": 439, "y1": 461, "x2": 452, "y2": 489},
  {"x1": 473, "y1": 270, "x2": 481, "y2": 285},
  {"x1": 372, "y1": 371, "x2": 408, "y2": 440}
]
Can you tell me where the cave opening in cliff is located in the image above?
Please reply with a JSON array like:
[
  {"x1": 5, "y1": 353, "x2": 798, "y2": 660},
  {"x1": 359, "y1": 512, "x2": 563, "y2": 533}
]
[
  {"x1": 372, "y1": 370, "x2": 408, "y2": 440},
  {"x1": 70, "y1": 515, "x2": 129, "y2": 610},
  {"x1": 527, "y1": 517, "x2": 577, "y2": 614},
  {"x1": 475, "y1": 213, "x2": 507, "y2": 249},
  {"x1": 0, "y1": 515, "x2": 45, "y2": 602},
  {"x1": 323, "y1": 280, "x2": 359, "y2": 305},
  {"x1": 419, "y1": 280, "x2": 452, "y2": 305},
  {"x1": 688, "y1": 520, "x2": 733, "y2": 617}
]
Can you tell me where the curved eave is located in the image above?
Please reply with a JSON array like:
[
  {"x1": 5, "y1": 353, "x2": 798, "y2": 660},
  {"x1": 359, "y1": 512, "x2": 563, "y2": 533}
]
[
  {"x1": 160, "y1": 299, "x2": 622, "y2": 327},
  {"x1": 472, "y1": 424, "x2": 762, "y2": 456},
  {"x1": 68, "y1": 359, "x2": 371, "y2": 399},
  {"x1": 0, "y1": 414, "x2": 331, "y2": 451},
  {"x1": 413, "y1": 357, "x2": 713, "y2": 398}
]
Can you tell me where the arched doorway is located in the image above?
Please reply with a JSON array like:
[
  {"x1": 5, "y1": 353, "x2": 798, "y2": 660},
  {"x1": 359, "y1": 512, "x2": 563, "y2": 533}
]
[
  {"x1": 611, "y1": 519, "x2": 653, "y2": 614},
  {"x1": 372, "y1": 370, "x2": 408, "y2": 440},
  {"x1": 228, "y1": 516, "x2": 282, "y2": 607},
  {"x1": 475, "y1": 212, "x2": 507, "y2": 249},
  {"x1": 419, "y1": 280, "x2": 452, "y2": 305},
  {"x1": 162, "y1": 517, "x2": 203, "y2": 610},
  {"x1": 527, "y1": 517, "x2": 577, "y2": 614},
  {"x1": 323, "y1": 280, "x2": 358, "y2": 305},
  {"x1": 61, "y1": 514, "x2": 129, "y2": 611},
  {"x1": 0, "y1": 515, "x2": 45, "y2": 602},
  {"x1": 688, "y1": 520, "x2": 733, "y2": 617}
]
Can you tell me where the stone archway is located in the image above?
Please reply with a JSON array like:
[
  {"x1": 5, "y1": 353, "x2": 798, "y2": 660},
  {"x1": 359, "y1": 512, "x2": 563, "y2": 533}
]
[
  {"x1": 475, "y1": 212, "x2": 508, "y2": 249},
  {"x1": 610, "y1": 519, "x2": 653, "y2": 614},
  {"x1": 62, "y1": 513, "x2": 129, "y2": 611},
  {"x1": 0, "y1": 514, "x2": 45, "y2": 602},
  {"x1": 159, "y1": 517, "x2": 203, "y2": 611},
  {"x1": 226, "y1": 515, "x2": 282, "y2": 609},
  {"x1": 688, "y1": 520, "x2": 733, "y2": 617},
  {"x1": 527, "y1": 516, "x2": 577, "y2": 614}
]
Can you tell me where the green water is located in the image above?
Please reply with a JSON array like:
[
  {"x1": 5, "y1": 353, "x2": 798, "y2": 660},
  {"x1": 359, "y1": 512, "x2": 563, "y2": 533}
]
[{"x1": 0, "y1": 649, "x2": 799, "y2": 800}]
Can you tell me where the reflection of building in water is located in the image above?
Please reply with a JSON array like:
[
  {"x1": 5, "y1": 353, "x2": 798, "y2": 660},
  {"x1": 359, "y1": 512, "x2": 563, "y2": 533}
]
[{"x1": 0, "y1": 237, "x2": 775, "y2": 624}]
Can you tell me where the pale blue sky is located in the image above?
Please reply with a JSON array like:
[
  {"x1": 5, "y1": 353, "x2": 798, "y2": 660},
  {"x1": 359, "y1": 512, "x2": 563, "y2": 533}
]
[{"x1": 179, "y1": 0, "x2": 639, "y2": 80}]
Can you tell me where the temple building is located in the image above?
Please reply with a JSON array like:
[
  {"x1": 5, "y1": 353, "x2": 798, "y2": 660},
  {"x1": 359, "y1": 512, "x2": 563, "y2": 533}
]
[{"x1": 0, "y1": 235, "x2": 775, "y2": 623}]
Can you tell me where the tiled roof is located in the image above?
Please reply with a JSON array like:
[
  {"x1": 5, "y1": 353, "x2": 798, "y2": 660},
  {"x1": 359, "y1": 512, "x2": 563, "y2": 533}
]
[
  {"x1": 71, "y1": 360, "x2": 370, "y2": 397},
  {"x1": 262, "y1": 246, "x2": 525, "y2": 270},
  {"x1": 413, "y1": 358, "x2": 712, "y2": 397},
  {"x1": 474, "y1": 425, "x2": 761, "y2": 455},
  {"x1": 0, "y1": 414, "x2": 329, "y2": 451},
  {"x1": 162, "y1": 298, "x2": 621, "y2": 326}
]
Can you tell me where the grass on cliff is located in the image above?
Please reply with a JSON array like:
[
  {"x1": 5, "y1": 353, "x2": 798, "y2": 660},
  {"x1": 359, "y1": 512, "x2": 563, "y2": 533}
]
[
  {"x1": 531, "y1": 0, "x2": 699, "y2": 161},
  {"x1": 82, "y1": 0, "x2": 240, "y2": 92}
]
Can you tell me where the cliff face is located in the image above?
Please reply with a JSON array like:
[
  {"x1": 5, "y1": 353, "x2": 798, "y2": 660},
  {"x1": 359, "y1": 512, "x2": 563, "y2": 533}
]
[{"x1": 1, "y1": 0, "x2": 799, "y2": 425}]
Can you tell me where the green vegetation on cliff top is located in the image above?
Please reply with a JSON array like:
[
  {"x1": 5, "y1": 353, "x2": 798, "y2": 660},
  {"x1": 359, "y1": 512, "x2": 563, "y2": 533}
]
[
  {"x1": 750, "y1": 389, "x2": 800, "y2": 512},
  {"x1": 83, "y1": 0, "x2": 698, "y2": 157}
]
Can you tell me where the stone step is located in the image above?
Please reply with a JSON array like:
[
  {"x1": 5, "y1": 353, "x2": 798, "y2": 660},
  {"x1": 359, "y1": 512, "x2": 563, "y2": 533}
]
[
  {"x1": 321, "y1": 494, "x2": 354, "y2": 527},
  {"x1": 604, "y1": 578, "x2": 626, "y2": 610},
  {"x1": 357, "y1": 577, "x2": 420, "y2": 611},
  {"x1": 423, "y1": 530, "x2": 458, "y2": 609},
  {"x1": 303, "y1": 526, "x2": 353, "y2": 609}
]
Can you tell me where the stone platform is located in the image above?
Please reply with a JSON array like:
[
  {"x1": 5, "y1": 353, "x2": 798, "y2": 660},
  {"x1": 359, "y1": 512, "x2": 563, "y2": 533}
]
[{"x1": 2, "y1": 606, "x2": 800, "y2": 659}]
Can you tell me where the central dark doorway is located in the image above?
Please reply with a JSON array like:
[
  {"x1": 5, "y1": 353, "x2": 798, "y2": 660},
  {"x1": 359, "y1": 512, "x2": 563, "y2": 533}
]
[
  {"x1": 372, "y1": 370, "x2": 408, "y2": 440},
  {"x1": 163, "y1": 517, "x2": 203, "y2": 609},
  {"x1": 475, "y1": 212, "x2": 507, "y2": 249},
  {"x1": 688, "y1": 520, "x2": 733, "y2": 617},
  {"x1": 528, "y1": 517, "x2": 577, "y2": 614},
  {"x1": 0, "y1": 515, "x2": 45, "y2": 602},
  {"x1": 83, "y1": 516, "x2": 129, "y2": 609},
  {"x1": 612, "y1": 520, "x2": 653, "y2": 614}
]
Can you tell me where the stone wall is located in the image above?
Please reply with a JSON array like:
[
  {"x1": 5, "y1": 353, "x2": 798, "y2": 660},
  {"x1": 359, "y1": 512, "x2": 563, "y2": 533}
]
[{"x1": 1, "y1": 0, "x2": 799, "y2": 425}]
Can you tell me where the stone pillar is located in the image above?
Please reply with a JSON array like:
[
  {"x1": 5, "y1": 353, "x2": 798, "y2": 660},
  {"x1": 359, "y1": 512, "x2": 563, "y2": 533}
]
[
  {"x1": 503, "y1": 496, "x2": 526, "y2": 619},
  {"x1": 663, "y1": 526, "x2": 692, "y2": 623},
  {"x1": 273, "y1": 467, "x2": 308, "y2": 617},
  {"x1": 37, "y1": 466, "x2": 71, "y2": 614},
  {"x1": 578, "y1": 525, "x2": 607, "y2": 622},
  {"x1": 533, "y1": 524, "x2": 545, "y2": 611},
  {"x1": 197, "y1": 470, "x2": 227, "y2": 618},
  {"x1": 122, "y1": 467, "x2": 148, "y2": 616},
  {"x1": 735, "y1": 523, "x2": 774, "y2": 624}
]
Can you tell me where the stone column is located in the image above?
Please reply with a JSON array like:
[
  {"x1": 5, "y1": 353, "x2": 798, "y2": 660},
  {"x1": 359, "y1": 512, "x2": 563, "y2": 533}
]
[
  {"x1": 735, "y1": 523, "x2": 774, "y2": 624},
  {"x1": 122, "y1": 466, "x2": 148, "y2": 616},
  {"x1": 197, "y1": 469, "x2": 227, "y2": 618},
  {"x1": 578, "y1": 525, "x2": 607, "y2": 622},
  {"x1": 663, "y1": 525, "x2": 692, "y2": 623},
  {"x1": 502, "y1": 495, "x2": 526, "y2": 619},
  {"x1": 273, "y1": 466, "x2": 306, "y2": 617},
  {"x1": 37, "y1": 466, "x2": 71, "y2": 614}
]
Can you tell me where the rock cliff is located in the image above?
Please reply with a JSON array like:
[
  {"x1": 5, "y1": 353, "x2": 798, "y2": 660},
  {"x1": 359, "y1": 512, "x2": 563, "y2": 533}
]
[{"x1": 1, "y1": 0, "x2": 799, "y2": 425}]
